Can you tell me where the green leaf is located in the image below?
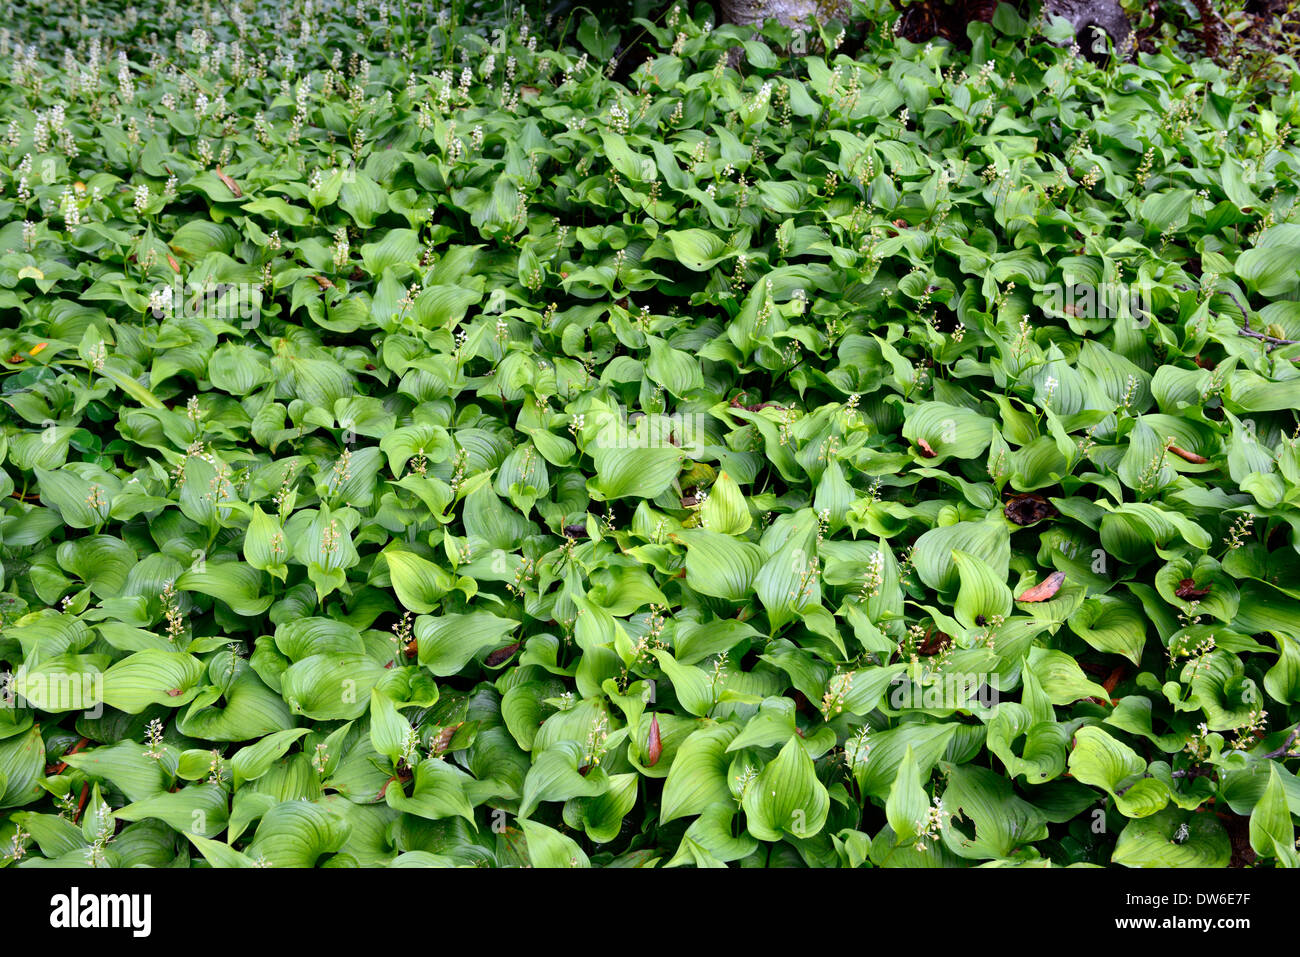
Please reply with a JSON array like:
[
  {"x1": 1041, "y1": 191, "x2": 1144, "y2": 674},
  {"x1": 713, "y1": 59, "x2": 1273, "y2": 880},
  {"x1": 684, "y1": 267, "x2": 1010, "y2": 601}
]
[
  {"x1": 661, "y1": 723, "x2": 741, "y2": 823},
  {"x1": 415, "y1": 611, "x2": 519, "y2": 676},
  {"x1": 740, "y1": 735, "x2": 830, "y2": 842},
  {"x1": 885, "y1": 745, "x2": 930, "y2": 844},
  {"x1": 1249, "y1": 764, "x2": 1295, "y2": 859},
  {"x1": 385, "y1": 549, "x2": 456, "y2": 614},
  {"x1": 1112, "y1": 808, "x2": 1231, "y2": 867}
]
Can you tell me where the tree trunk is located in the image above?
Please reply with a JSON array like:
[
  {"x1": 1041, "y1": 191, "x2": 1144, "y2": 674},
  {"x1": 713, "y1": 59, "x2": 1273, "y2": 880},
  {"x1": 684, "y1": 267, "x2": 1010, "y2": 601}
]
[
  {"x1": 1042, "y1": 0, "x2": 1132, "y2": 57},
  {"x1": 719, "y1": 0, "x2": 850, "y2": 29}
]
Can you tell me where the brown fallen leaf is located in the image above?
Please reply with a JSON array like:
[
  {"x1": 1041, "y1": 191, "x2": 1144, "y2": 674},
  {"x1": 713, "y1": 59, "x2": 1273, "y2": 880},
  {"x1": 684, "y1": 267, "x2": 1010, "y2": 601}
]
[
  {"x1": 1167, "y1": 442, "x2": 1208, "y2": 464},
  {"x1": 215, "y1": 165, "x2": 242, "y2": 198},
  {"x1": 1175, "y1": 578, "x2": 1211, "y2": 600},
  {"x1": 917, "y1": 628, "x2": 950, "y2": 657},
  {"x1": 430, "y1": 723, "x2": 461, "y2": 754},
  {"x1": 646, "y1": 714, "x2": 662, "y2": 767},
  {"x1": 730, "y1": 397, "x2": 787, "y2": 412},
  {"x1": 484, "y1": 642, "x2": 520, "y2": 667},
  {"x1": 1004, "y1": 493, "x2": 1056, "y2": 526},
  {"x1": 519, "y1": 85, "x2": 541, "y2": 98},
  {"x1": 1017, "y1": 570, "x2": 1066, "y2": 602},
  {"x1": 916, "y1": 438, "x2": 937, "y2": 458},
  {"x1": 312, "y1": 275, "x2": 335, "y2": 289}
]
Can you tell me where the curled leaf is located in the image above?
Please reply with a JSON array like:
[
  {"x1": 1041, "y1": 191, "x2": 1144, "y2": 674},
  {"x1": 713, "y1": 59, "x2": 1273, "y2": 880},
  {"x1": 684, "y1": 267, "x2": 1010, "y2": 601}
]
[
  {"x1": 215, "y1": 165, "x2": 243, "y2": 198},
  {"x1": 1017, "y1": 570, "x2": 1066, "y2": 602},
  {"x1": 646, "y1": 714, "x2": 662, "y2": 767},
  {"x1": 1175, "y1": 578, "x2": 1211, "y2": 600},
  {"x1": 1167, "y1": 443, "x2": 1209, "y2": 464}
]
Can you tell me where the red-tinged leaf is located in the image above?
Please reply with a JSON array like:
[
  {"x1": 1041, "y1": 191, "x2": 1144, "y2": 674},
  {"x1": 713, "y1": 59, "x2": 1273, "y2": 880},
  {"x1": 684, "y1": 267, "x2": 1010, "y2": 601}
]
[
  {"x1": 1168, "y1": 443, "x2": 1209, "y2": 464},
  {"x1": 646, "y1": 714, "x2": 662, "y2": 767},
  {"x1": 1175, "y1": 578, "x2": 1211, "y2": 600},
  {"x1": 916, "y1": 438, "x2": 937, "y2": 458},
  {"x1": 167, "y1": 253, "x2": 180, "y2": 273},
  {"x1": 215, "y1": 165, "x2": 242, "y2": 198},
  {"x1": 1017, "y1": 570, "x2": 1066, "y2": 602}
]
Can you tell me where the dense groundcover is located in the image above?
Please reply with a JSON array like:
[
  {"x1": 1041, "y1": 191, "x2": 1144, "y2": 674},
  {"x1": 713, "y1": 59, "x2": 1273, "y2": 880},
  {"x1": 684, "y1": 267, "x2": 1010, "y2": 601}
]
[{"x1": 1, "y1": 0, "x2": 1299, "y2": 869}]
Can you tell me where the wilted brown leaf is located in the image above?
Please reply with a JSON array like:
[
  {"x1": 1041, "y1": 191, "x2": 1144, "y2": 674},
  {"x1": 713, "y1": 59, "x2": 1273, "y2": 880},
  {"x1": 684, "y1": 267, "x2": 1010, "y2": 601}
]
[
  {"x1": 1168, "y1": 443, "x2": 1209, "y2": 464},
  {"x1": 215, "y1": 165, "x2": 242, "y2": 198},
  {"x1": 917, "y1": 629, "x2": 950, "y2": 656},
  {"x1": 1004, "y1": 493, "x2": 1056, "y2": 526},
  {"x1": 916, "y1": 438, "x2": 937, "y2": 458},
  {"x1": 1175, "y1": 578, "x2": 1211, "y2": 600},
  {"x1": 484, "y1": 642, "x2": 520, "y2": 666},
  {"x1": 430, "y1": 723, "x2": 461, "y2": 754}
]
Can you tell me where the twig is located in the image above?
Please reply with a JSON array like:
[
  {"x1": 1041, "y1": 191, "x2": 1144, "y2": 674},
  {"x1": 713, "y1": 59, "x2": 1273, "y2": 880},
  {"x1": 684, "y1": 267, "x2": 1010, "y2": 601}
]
[
  {"x1": 1171, "y1": 766, "x2": 1217, "y2": 780},
  {"x1": 45, "y1": 736, "x2": 90, "y2": 775},
  {"x1": 1259, "y1": 728, "x2": 1300, "y2": 761},
  {"x1": 1176, "y1": 282, "x2": 1300, "y2": 356},
  {"x1": 72, "y1": 782, "x2": 90, "y2": 824},
  {"x1": 1238, "y1": 326, "x2": 1300, "y2": 346}
]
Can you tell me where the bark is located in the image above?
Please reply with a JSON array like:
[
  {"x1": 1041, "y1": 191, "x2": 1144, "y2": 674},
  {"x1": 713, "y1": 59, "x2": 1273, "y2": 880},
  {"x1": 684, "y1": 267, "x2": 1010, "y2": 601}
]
[
  {"x1": 719, "y1": 0, "x2": 850, "y2": 29},
  {"x1": 1042, "y1": 0, "x2": 1132, "y2": 57}
]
